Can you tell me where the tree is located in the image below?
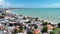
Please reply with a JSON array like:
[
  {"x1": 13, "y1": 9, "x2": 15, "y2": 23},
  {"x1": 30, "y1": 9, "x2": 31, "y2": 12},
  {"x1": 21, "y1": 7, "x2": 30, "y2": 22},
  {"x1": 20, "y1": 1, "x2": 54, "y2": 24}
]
[
  {"x1": 34, "y1": 24, "x2": 38, "y2": 29},
  {"x1": 58, "y1": 23, "x2": 60, "y2": 28},
  {"x1": 35, "y1": 18, "x2": 38, "y2": 21},
  {"x1": 19, "y1": 25, "x2": 23, "y2": 32},
  {"x1": 2, "y1": 14, "x2": 6, "y2": 16},
  {"x1": 42, "y1": 22, "x2": 48, "y2": 26},
  {"x1": 50, "y1": 31, "x2": 55, "y2": 34},
  {"x1": 13, "y1": 29, "x2": 19, "y2": 33},
  {"x1": 23, "y1": 17, "x2": 26, "y2": 20},
  {"x1": 41, "y1": 26, "x2": 48, "y2": 33}
]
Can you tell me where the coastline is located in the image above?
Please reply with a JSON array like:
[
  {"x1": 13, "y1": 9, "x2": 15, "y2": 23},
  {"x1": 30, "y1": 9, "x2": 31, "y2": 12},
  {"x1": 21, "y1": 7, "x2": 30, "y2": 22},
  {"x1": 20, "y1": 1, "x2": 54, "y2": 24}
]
[
  {"x1": 0, "y1": 9, "x2": 58, "y2": 34},
  {"x1": 6, "y1": 10, "x2": 57, "y2": 24}
]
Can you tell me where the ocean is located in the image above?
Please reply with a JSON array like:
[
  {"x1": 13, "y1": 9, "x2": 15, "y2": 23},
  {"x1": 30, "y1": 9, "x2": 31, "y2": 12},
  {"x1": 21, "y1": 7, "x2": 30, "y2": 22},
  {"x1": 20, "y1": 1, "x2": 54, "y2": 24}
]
[{"x1": 10, "y1": 8, "x2": 60, "y2": 24}]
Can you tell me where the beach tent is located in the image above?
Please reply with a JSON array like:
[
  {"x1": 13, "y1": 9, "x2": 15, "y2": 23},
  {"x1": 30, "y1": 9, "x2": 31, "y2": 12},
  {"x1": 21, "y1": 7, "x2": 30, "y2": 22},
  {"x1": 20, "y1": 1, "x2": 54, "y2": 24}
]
[
  {"x1": 8, "y1": 17, "x2": 15, "y2": 22},
  {"x1": 9, "y1": 17, "x2": 15, "y2": 20},
  {"x1": 0, "y1": 21, "x2": 8, "y2": 26},
  {"x1": 18, "y1": 17, "x2": 23, "y2": 19},
  {"x1": 4, "y1": 20, "x2": 9, "y2": 22},
  {"x1": 5, "y1": 16, "x2": 15, "y2": 20},
  {"x1": 20, "y1": 19, "x2": 30, "y2": 22},
  {"x1": 1, "y1": 21, "x2": 6, "y2": 24},
  {"x1": 9, "y1": 22, "x2": 16, "y2": 24},
  {"x1": 5, "y1": 10, "x2": 11, "y2": 14},
  {"x1": 4, "y1": 17, "x2": 9, "y2": 20}
]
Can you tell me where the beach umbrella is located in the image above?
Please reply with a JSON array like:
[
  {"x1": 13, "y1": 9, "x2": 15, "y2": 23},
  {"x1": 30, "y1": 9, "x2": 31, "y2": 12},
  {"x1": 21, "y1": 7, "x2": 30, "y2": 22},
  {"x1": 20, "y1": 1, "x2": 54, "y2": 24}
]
[
  {"x1": 1, "y1": 21, "x2": 6, "y2": 23},
  {"x1": 5, "y1": 10, "x2": 11, "y2": 13},
  {"x1": 9, "y1": 22, "x2": 16, "y2": 24},
  {"x1": 8, "y1": 17, "x2": 15, "y2": 22},
  {"x1": 9, "y1": 17, "x2": 15, "y2": 20},
  {"x1": 4, "y1": 17, "x2": 9, "y2": 20},
  {"x1": 18, "y1": 17, "x2": 23, "y2": 19},
  {"x1": 4, "y1": 20, "x2": 8, "y2": 22},
  {"x1": 20, "y1": 19, "x2": 30, "y2": 22},
  {"x1": 25, "y1": 19, "x2": 29, "y2": 21}
]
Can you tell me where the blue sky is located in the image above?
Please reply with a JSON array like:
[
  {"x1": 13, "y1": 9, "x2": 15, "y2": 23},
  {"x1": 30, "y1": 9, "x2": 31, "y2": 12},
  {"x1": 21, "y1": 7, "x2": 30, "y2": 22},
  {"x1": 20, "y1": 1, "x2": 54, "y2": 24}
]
[{"x1": 0, "y1": 0, "x2": 60, "y2": 8}]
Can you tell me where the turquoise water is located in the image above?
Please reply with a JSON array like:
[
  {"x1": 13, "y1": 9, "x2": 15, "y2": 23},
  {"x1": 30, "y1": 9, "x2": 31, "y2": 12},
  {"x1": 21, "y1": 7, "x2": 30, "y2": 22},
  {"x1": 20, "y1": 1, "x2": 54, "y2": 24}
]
[{"x1": 10, "y1": 8, "x2": 60, "y2": 23}]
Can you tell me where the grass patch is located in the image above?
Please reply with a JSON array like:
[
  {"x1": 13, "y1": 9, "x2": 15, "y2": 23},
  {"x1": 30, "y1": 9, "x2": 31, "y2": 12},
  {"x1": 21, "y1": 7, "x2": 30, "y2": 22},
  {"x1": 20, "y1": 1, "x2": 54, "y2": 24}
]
[{"x1": 53, "y1": 28, "x2": 60, "y2": 34}]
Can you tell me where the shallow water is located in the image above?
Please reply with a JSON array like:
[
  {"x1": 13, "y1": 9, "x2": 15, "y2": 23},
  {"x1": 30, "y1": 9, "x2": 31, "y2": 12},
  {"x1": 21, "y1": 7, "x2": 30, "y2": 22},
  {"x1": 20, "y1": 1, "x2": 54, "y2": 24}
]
[{"x1": 10, "y1": 8, "x2": 60, "y2": 24}]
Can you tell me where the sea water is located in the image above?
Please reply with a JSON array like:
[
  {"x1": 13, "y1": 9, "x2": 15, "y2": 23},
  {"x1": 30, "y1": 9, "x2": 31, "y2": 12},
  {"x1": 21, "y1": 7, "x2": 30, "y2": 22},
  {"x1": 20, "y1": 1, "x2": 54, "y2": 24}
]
[{"x1": 10, "y1": 8, "x2": 60, "y2": 24}]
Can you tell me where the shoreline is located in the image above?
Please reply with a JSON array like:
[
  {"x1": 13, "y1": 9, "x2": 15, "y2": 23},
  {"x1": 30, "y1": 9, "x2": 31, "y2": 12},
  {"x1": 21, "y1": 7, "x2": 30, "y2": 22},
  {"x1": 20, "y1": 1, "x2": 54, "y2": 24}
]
[{"x1": 6, "y1": 10, "x2": 58, "y2": 24}]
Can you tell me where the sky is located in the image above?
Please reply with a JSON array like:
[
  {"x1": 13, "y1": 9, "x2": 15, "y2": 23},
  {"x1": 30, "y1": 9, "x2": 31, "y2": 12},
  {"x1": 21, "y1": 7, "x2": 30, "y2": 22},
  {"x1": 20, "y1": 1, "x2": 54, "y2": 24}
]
[{"x1": 0, "y1": 0, "x2": 60, "y2": 8}]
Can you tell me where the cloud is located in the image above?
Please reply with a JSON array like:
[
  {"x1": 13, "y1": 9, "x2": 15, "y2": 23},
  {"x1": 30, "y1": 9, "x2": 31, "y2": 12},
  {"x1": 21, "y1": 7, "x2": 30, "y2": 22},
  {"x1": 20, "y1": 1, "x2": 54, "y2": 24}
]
[
  {"x1": 49, "y1": 3, "x2": 60, "y2": 7},
  {"x1": 0, "y1": 0, "x2": 4, "y2": 2},
  {"x1": 0, "y1": 0, "x2": 11, "y2": 8},
  {"x1": 0, "y1": 0, "x2": 22, "y2": 8},
  {"x1": 40, "y1": 3, "x2": 60, "y2": 8},
  {"x1": 0, "y1": 0, "x2": 4, "y2": 6}
]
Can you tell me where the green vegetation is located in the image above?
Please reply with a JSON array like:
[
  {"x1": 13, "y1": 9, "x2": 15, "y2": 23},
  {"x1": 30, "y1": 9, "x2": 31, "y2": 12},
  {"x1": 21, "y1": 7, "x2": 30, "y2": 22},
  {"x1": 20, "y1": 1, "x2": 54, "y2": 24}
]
[
  {"x1": 19, "y1": 25, "x2": 23, "y2": 32},
  {"x1": 53, "y1": 28, "x2": 60, "y2": 34},
  {"x1": 35, "y1": 18, "x2": 38, "y2": 21},
  {"x1": 58, "y1": 23, "x2": 60, "y2": 28},
  {"x1": 2, "y1": 14, "x2": 6, "y2": 16},
  {"x1": 41, "y1": 26, "x2": 48, "y2": 33},
  {"x1": 39, "y1": 33, "x2": 40, "y2": 34},
  {"x1": 42, "y1": 22, "x2": 48, "y2": 26},
  {"x1": 34, "y1": 24, "x2": 38, "y2": 29},
  {"x1": 13, "y1": 25, "x2": 24, "y2": 33},
  {"x1": 13, "y1": 28, "x2": 19, "y2": 33},
  {"x1": 50, "y1": 31, "x2": 55, "y2": 34}
]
